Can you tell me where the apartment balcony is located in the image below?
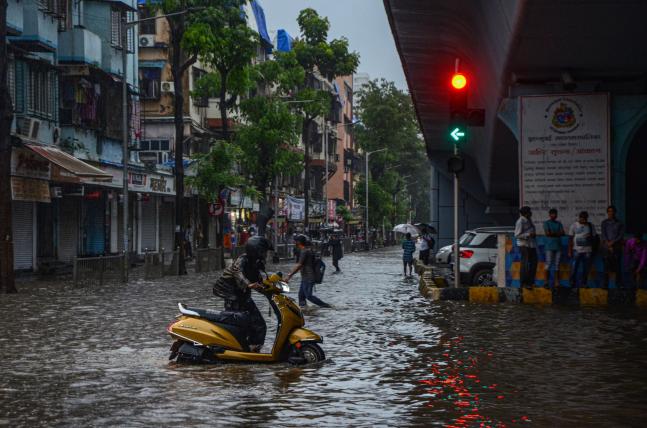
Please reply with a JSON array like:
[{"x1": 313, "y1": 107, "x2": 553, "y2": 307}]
[
  {"x1": 310, "y1": 151, "x2": 338, "y2": 177},
  {"x1": 8, "y1": 0, "x2": 58, "y2": 52},
  {"x1": 7, "y1": 0, "x2": 23, "y2": 35},
  {"x1": 59, "y1": 28, "x2": 102, "y2": 67}
]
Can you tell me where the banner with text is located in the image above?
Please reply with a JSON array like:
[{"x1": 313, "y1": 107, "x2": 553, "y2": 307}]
[{"x1": 520, "y1": 93, "x2": 610, "y2": 230}]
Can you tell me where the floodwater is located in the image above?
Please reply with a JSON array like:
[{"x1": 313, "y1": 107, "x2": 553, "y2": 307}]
[{"x1": 1, "y1": 248, "x2": 647, "y2": 427}]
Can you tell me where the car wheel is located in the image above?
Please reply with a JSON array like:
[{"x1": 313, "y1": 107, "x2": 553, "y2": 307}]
[{"x1": 471, "y1": 268, "x2": 493, "y2": 286}]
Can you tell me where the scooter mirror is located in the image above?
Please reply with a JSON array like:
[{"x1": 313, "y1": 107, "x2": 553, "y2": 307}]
[{"x1": 278, "y1": 282, "x2": 290, "y2": 293}]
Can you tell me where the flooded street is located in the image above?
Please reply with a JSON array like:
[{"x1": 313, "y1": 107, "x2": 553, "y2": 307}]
[{"x1": 1, "y1": 248, "x2": 647, "y2": 426}]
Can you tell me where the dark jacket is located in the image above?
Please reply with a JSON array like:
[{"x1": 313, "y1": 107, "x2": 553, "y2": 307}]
[
  {"x1": 213, "y1": 254, "x2": 262, "y2": 309},
  {"x1": 329, "y1": 238, "x2": 343, "y2": 260}
]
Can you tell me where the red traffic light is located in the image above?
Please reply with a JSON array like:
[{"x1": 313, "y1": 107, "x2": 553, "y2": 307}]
[{"x1": 451, "y1": 73, "x2": 467, "y2": 90}]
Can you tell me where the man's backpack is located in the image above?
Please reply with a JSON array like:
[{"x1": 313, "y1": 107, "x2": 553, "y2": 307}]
[{"x1": 312, "y1": 251, "x2": 326, "y2": 284}]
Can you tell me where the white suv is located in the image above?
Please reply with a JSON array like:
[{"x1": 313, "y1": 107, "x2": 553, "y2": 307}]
[{"x1": 449, "y1": 226, "x2": 514, "y2": 286}]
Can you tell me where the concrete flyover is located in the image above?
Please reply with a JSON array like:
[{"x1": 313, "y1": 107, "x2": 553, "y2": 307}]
[{"x1": 384, "y1": 0, "x2": 647, "y2": 234}]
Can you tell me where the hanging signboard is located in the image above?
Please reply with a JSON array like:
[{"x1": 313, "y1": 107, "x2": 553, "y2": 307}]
[
  {"x1": 11, "y1": 177, "x2": 51, "y2": 203},
  {"x1": 520, "y1": 93, "x2": 610, "y2": 229},
  {"x1": 11, "y1": 147, "x2": 51, "y2": 180},
  {"x1": 287, "y1": 195, "x2": 305, "y2": 221}
]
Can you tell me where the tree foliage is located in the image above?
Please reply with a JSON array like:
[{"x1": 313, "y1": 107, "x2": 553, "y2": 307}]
[
  {"x1": 236, "y1": 97, "x2": 303, "y2": 198},
  {"x1": 355, "y1": 79, "x2": 429, "y2": 226}
]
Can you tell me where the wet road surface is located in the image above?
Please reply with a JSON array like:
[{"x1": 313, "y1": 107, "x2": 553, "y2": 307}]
[{"x1": 1, "y1": 248, "x2": 647, "y2": 426}]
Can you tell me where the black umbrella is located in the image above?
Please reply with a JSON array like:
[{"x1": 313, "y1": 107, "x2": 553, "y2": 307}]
[{"x1": 414, "y1": 223, "x2": 437, "y2": 234}]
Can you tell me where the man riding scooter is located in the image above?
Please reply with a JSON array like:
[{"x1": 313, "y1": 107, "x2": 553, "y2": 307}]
[{"x1": 212, "y1": 235, "x2": 273, "y2": 352}]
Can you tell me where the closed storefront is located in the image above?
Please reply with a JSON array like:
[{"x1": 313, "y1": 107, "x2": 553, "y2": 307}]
[
  {"x1": 139, "y1": 196, "x2": 158, "y2": 252},
  {"x1": 159, "y1": 200, "x2": 174, "y2": 252},
  {"x1": 12, "y1": 201, "x2": 35, "y2": 271},
  {"x1": 58, "y1": 197, "x2": 80, "y2": 262},
  {"x1": 83, "y1": 192, "x2": 106, "y2": 256}
]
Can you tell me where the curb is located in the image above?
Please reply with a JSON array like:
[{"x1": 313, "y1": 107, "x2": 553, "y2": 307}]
[{"x1": 419, "y1": 283, "x2": 647, "y2": 307}]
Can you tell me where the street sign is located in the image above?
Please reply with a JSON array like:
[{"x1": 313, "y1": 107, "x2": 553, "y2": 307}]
[{"x1": 450, "y1": 127, "x2": 466, "y2": 142}]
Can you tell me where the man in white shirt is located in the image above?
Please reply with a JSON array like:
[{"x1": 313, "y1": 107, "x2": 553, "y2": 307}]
[
  {"x1": 418, "y1": 229, "x2": 434, "y2": 265},
  {"x1": 568, "y1": 211, "x2": 597, "y2": 288},
  {"x1": 515, "y1": 206, "x2": 537, "y2": 288}
]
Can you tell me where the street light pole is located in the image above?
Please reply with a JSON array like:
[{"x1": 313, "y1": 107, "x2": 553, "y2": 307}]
[
  {"x1": 121, "y1": 16, "x2": 130, "y2": 279},
  {"x1": 365, "y1": 148, "x2": 386, "y2": 244},
  {"x1": 324, "y1": 120, "x2": 328, "y2": 225}
]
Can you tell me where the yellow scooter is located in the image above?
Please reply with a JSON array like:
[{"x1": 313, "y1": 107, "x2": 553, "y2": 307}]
[{"x1": 167, "y1": 273, "x2": 325, "y2": 365}]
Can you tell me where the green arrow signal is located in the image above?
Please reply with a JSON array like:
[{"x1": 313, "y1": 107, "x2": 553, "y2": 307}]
[{"x1": 450, "y1": 127, "x2": 465, "y2": 142}]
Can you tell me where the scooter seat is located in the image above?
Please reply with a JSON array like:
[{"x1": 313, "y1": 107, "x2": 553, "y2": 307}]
[{"x1": 178, "y1": 303, "x2": 250, "y2": 351}]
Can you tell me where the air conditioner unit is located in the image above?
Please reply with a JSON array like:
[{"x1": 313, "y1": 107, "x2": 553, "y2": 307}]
[
  {"x1": 139, "y1": 35, "x2": 155, "y2": 48},
  {"x1": 138, "y1": 151, "x2": 159, "y2": 164},
  {"x1": 17, "y1": 117, "x2": 41, "y2": 141},
  {"x1": 160, "y1": 81, "x2": 175, "y2": 93}
]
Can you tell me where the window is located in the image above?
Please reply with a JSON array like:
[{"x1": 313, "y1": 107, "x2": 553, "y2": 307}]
[
  {"x1": 111, "y1": 9, "x2": 124, "y2": 48},
  {"x1": 28, "y1": 66, "x2": 56, "y2": 119},
  {"x1": 139, "y1": 68, "x2": 161, "y2": 100},
  {"x1": 138, "y1": 139, "x2": 170, "y2": 164},
  {"x1": 138, "y1": 7, "x2": 156, "y2": 35}
]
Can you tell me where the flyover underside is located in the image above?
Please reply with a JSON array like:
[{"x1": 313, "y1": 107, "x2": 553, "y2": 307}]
[{"x1": 384, "y1": 0, "x2": 647, "y2": 220}]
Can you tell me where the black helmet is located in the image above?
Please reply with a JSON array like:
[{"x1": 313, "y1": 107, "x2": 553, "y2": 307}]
[
  {"x1": 294, "y1": 234, "x2": 311, "y2": 246},
  {"x1": 245, "y1": 236, "x2": 274, "y2": 260}
]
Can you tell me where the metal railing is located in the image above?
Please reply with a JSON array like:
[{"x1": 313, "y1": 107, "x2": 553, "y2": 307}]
[
  {"x1": 73, "y1": 254, "x2": 126, "y2": 286},
  {"x1": 143, "y1": 248, "x2": 180, "y2": 280}
]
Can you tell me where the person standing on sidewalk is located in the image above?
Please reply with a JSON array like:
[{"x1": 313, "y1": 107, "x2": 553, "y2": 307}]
[
  {"x1": 419, "y1": 228, "x2": 435, "y2": 266},
  {"x1": 515, "y1": 206, "x2": 537, "y2": 288},
  {"x1": 568, "y1": 211, "x2": 597, "y2": 288},
  {"x1": 543, "y1": 208, "x2": 564, "y2": 288},
  {"x1": 402, "y1": 232, "x2": 416, "y2": 277},
  {"x1": 286, "y1": 235, "x2": 331, "y2": 309},
  {"x1": 601, "y1": 205, "x2": 625, "y2": 289}
]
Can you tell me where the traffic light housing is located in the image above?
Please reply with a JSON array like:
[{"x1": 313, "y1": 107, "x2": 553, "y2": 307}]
[{"x1": 447, "y1": 71, "x2": 485, "y2": 143}]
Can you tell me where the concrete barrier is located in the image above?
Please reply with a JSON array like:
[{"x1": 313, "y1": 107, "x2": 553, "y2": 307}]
[{"x1": 418, "y1": 284, "x2": 647, "y2": 308}]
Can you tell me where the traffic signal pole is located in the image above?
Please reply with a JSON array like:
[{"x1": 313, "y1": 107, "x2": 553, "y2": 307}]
[
  {"x1": 452, "y1": 59, "x2": 461, "y2": 288},
  {"x1": 453, "y1": 143, "x2": 460, "y2": 288}
]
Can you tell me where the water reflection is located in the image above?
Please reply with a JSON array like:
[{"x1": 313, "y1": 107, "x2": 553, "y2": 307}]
[{"x1": 1, "y1": 249, "x2": 646, "y2": 426}]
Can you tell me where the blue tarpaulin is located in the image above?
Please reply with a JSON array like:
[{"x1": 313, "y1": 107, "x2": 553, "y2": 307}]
[
  {"x1": 277, "y1": 29, "x2": 292, "y2": 52},
  {"x1": 250, "y1": 0, "x2": 272, "y2": 48}
]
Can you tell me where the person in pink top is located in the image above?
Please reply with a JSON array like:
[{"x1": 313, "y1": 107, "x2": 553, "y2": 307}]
[{"x1": 624, "y1": 233, "x2": 647, "y2": 289}]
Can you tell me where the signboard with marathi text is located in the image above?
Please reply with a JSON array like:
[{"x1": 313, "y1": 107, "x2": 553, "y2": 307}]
[
  {"x1": 520, "y1": 93, "x2": 610, "y2": 230},
  {"x1": 11, "y1": 177, "x2": 51, "y2": 203}
]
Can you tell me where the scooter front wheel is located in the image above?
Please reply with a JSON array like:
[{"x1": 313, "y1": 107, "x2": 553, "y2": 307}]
[{"x1": 299, "y1": 343, "x2": 326, "y2": 364}]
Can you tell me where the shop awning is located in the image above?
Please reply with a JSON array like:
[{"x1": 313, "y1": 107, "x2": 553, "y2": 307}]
[{"x1": 25, "y1": 144, "x2": 113, "y2": 181}]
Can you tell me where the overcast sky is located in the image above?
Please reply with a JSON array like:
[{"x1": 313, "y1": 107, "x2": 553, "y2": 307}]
[{"x1": 262, "y1": 0, "x2": 408, "y2": 90}]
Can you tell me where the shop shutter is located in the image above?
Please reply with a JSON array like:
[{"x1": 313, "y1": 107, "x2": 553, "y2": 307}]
[
  {"x1": 140, "y1": 197, "x2": 157, "y2": 252},
  {"x1": 58, "y1": 197, "x2": 79, "y2": 262},
  {"x1": 159, "y1": 201, "x2": 174, "y2": 252},
  {"x1": 12, "y1": 201, "x2": 34, "y2": 270},
  {"x1": 84, "y1": 197, "x2": 106, "y2": 255}
]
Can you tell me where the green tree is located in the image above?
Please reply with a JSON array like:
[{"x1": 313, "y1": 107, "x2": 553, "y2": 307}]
[
  {"x1": 148, "y1": 0, "x2": 244, "y2": 274},
  {"x1": 355, "y1": 79, "x2": 429, "y2": 228},
  {"x1": 289, "y1": 8, "x2": 359, "y2": 230},
  {"x1": 191, "y1": 5, "x2": 258, "y2": 141}
]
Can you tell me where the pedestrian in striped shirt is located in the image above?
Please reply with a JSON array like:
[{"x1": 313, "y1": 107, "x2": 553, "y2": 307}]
[{"x1": 402, "y1": 232, "x2": 416, "y2": 277}]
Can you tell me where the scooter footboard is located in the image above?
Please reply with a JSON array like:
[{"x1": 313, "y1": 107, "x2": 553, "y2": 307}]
[{"x1": 288, "y1": 328, "x2": 322, "y2": 344}]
